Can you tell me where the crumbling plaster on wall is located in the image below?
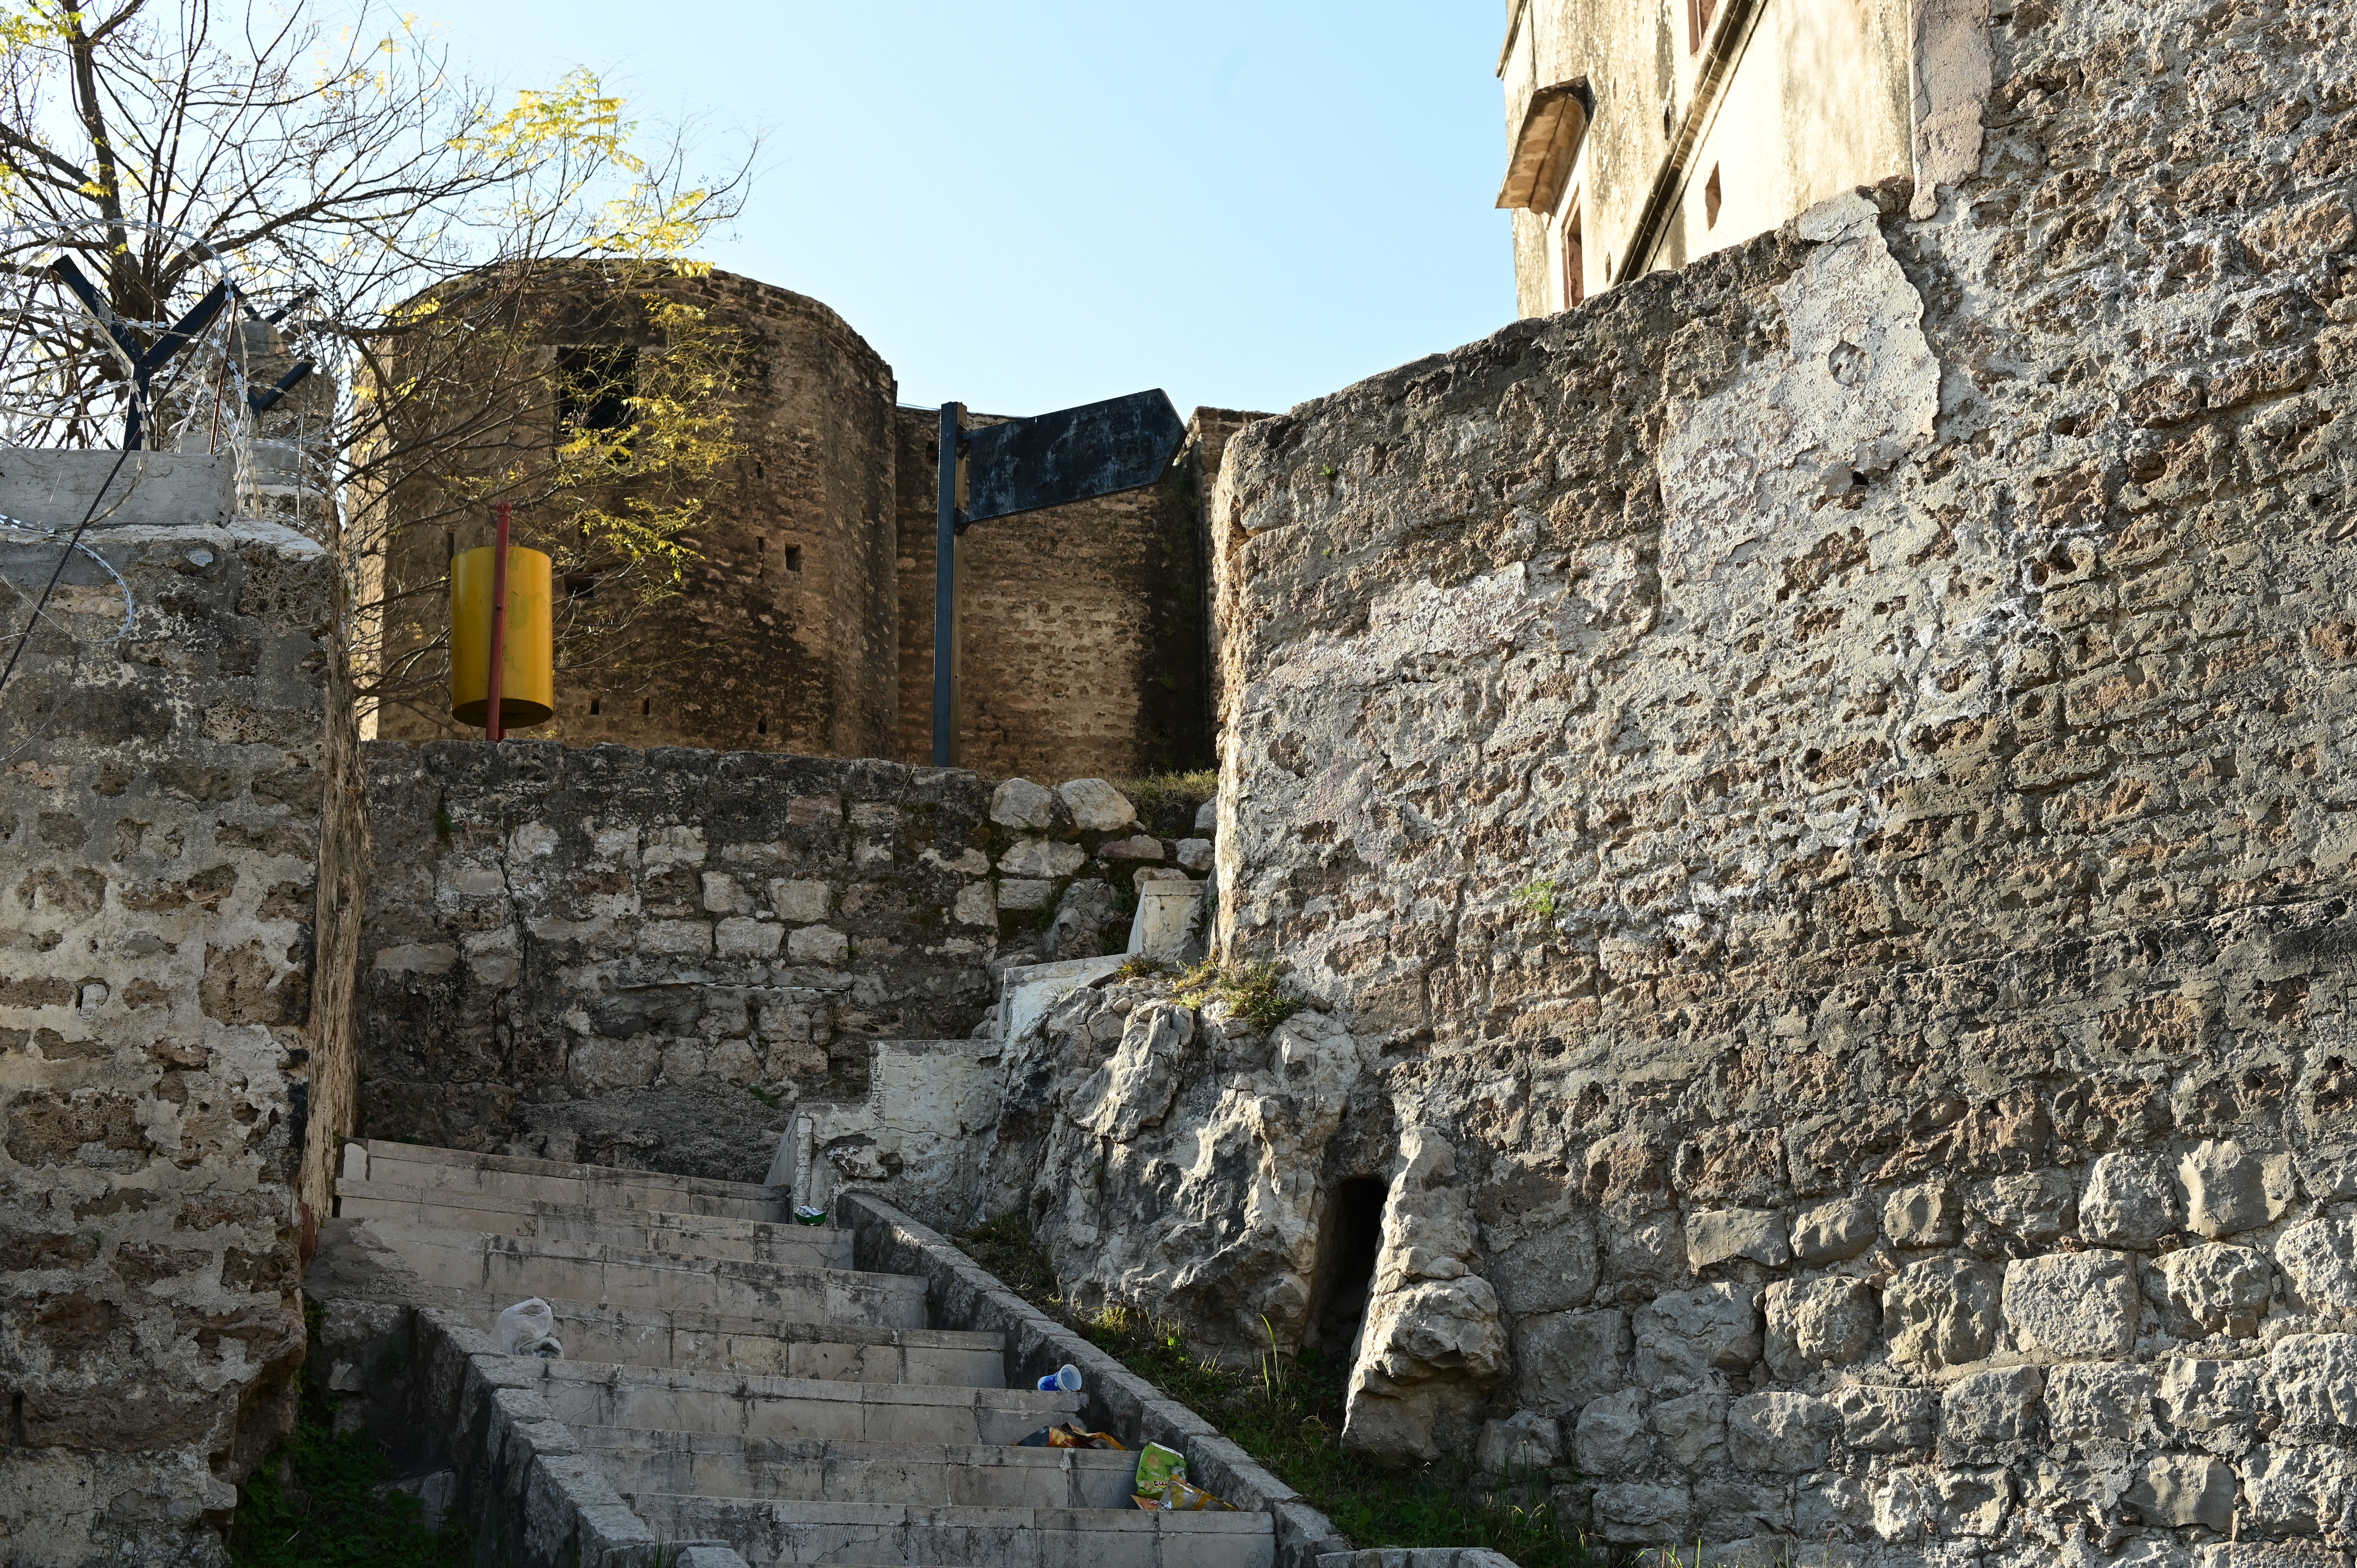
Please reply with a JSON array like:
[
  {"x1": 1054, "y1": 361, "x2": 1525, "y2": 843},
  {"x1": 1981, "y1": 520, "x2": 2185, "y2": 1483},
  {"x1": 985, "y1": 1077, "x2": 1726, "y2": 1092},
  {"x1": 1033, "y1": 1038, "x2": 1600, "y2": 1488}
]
[{"x1": 0, "y1": 521, "x2": 342, "y2": 1566}]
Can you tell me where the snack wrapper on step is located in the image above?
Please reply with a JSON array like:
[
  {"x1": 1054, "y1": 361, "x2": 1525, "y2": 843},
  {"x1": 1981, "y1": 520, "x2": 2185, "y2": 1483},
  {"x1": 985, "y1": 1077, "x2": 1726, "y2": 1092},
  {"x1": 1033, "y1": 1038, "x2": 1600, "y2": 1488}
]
[
  {"x1": 1014, "y1": 1422, "x2": 1125, "y2": 1450},
  {"x1": 1132, "y1": 1441, "x2": 1187, "y2": 1501},
  {"x1": 1156, "y1": 1478, "x2": 1237, "y2": 1511}
]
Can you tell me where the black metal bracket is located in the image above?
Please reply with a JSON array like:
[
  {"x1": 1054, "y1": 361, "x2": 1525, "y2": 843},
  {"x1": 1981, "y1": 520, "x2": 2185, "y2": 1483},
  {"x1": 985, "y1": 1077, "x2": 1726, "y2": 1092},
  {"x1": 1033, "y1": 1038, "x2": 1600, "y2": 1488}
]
[
  {"x1": 248, "y1": 360, "x2": 315, "y2": 415},
  {"x1": 49, "y1": 258, "x2": 234, "y2": 450}
]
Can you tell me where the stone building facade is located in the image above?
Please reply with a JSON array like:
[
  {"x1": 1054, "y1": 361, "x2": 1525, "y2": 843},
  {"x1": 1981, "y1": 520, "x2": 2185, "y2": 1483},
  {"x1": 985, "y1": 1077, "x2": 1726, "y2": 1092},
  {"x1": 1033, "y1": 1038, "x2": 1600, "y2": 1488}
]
[
  {"x1": 1497, "y1": 0, "x2": 1974, "y2": 316},
  {"x1": 374, "y1": 267, "x2": 1237, "y2": 781}
]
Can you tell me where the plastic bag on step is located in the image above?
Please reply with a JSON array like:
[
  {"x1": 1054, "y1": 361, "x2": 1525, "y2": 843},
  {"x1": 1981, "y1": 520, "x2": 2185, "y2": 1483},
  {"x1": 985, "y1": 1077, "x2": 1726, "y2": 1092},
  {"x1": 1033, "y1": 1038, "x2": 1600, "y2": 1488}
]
[
  {"x1": 1156, "y1": 1478, "x2": 1236, "y2": 1512},
  {"x1": 495, "y1": 1298, "x2": 562, "y2": 1358},
  {"x1": 1133, "y1": 1442, "x2": 1186, "y2": 1501}
]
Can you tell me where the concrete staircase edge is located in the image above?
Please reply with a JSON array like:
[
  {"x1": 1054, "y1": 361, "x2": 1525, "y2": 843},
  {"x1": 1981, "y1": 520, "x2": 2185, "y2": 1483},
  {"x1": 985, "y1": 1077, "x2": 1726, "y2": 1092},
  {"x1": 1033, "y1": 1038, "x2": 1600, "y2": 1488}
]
[{"x1": 833, "y1": 1190, "x2": 1353, "y2": 1568}]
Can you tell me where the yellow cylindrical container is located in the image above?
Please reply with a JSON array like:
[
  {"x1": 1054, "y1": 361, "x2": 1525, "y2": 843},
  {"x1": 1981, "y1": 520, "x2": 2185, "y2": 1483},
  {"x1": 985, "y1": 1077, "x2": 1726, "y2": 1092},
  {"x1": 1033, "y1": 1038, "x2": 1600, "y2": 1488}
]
[{"x1": 449, "y1": 545, "x2": 555, "y2": 729}]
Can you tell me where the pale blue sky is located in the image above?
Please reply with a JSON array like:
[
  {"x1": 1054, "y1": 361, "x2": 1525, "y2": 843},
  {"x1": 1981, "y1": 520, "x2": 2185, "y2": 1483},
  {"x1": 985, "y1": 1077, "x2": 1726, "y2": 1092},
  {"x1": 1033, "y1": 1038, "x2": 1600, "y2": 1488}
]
[{"x1": 428, "y1": 2, "x2": 1514, "y2": 419}]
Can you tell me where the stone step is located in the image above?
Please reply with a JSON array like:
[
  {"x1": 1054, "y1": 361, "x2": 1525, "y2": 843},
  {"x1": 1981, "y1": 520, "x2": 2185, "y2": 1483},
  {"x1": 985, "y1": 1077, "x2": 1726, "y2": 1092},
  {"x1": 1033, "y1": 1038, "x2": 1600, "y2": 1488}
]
[
  {"x1": 337, "y1": 1178, "x2": 854, "y2": 1269},
  {"x1": 578, "y1": 1429, "x2": 1141, "y2": 1510},
  {"x1": 395, "y1": 1289, "x2": 1004, "y2": 1383},
  {"x1": 624, "y1": 1497, "x2": 1275, "y2": 1568},
  {"x1": 358, "y1": 1220, "x2": 927, "y2": 1326},
  {"x1": 357, "y1": 1139, "x2": 783, "y2": 1221},
  {"x1": 516, "y1": 1360, "x2": 1081, "y2": 1445}
]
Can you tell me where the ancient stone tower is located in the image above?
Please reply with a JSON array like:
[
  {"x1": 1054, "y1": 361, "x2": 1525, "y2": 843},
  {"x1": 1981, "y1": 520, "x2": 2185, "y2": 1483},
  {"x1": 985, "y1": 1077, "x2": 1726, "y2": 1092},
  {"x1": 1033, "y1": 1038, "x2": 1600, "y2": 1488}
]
[{"x1": 373, "y1": 265, "x2": 1242, "y2": 779}]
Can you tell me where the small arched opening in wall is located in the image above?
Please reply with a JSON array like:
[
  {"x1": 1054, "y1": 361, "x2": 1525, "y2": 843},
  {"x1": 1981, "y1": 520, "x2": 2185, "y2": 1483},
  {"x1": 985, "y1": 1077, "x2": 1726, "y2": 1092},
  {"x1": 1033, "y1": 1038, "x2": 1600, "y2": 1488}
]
[{"x1": 1302, "y1": 1176, "x2": 1388, "y2": 1363}]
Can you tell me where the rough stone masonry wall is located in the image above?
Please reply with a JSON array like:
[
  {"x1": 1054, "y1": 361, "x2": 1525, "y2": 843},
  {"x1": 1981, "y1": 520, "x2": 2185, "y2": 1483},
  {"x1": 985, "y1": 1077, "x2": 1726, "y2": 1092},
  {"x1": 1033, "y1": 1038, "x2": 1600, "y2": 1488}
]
[
  {"x1": 353, "y1": 745, "x2": 1201, "y2": 1184},
  {"x1": 1175, "y1": 0, "x2": 2357, "y2": 1560},
  {"x1": 0, "y1": 516, "x2": 344, "y2": 1566}
]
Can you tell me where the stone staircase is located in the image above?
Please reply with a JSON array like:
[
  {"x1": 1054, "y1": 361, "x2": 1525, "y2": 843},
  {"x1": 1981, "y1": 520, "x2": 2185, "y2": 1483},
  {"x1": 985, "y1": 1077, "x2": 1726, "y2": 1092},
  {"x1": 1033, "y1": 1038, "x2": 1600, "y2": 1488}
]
[{"x1": 313, "y1": 1138, "x2": 1278, "y2": 1568}]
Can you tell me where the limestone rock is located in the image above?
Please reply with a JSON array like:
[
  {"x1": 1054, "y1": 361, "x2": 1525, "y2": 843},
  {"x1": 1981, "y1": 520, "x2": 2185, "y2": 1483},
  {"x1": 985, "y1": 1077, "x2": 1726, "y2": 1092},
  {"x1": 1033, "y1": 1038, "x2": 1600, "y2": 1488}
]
[
  {"x1": 2159, "y1": 1244, "x2": 2273, "y2": 1338},
  {"x1": 1175, "y1": 837, "x2": 1214, "y2": 872},
  {"x1": 1648, "y1": 1387, "x2": 1727, "y2": 1467},
  {"x1": 996, "y1": 879, "x2": 1055, "y2": 911},
  {"x1": 1974, "y1": 1171, "x2": 2076, "y2": 1244},
  {"x1": 2241, "y1": 1445, "x2": 2357, "y2": 1534},
  {"x1": 1574, "y1": 1389, "x2": 1650, "y2": 1474},
  {"x1": 1940, "y1": 1366, "x2": 2042, "y2": 1449},
  {"x1": 1097, "y1": 834, "x2": 1164, "y2": 862},
  {"x1": 2278, "y1": 1215, "x2": 2357, "y2": 1315},
  {"x1": 991, "y1": 777, "x2": 1067, "y2": 830},
  {"x1": 1592, "y1": 1481, "x2": 1691, "y2": 1544},
  {"x1": 1076, "y1": 1002, "x2": 1196, "y2": 1142},
  {"x1": 1883, "y1": 1258, "x2": 2000, "y2": 1372},
  {"x1": 2270, "y1": 1334, "x2": 2357, "y2": 1429},
  {"x1": 1726, "y1": 1392, "x2": 1836, "y2": 1472},
  {"x1": 999, "y1": 837, "x2": 1086, "y2": 878},
  {"x1": 1885, "y1": 1182, "x2": 1963, "y2": 1248},
  {"x1": 1631, "y1": 1283, "x2": 1763, "y2": 1391},
  {"x1": 1834, "y1": 1384, "x2": 1936, "y2": 1452},
  {"x1": 1790, "y1": 1197, "x2": 1878, "y2": 1264},
  {"x1": 2081, "y1": 1154, "x2": 2183, "y2": 1247},
  {"x1": 2004, "y1": 1250, "x2": 2137, "y2": 1358},
  {"x1": 1513, "y1": 1308, "x2": 1628, "y2": 1416},
  {"x1": 2180, "y1": 1139, "x2": 2271, "y2": 1238},
  {"x1": 2129, "y1": 1455, "x2": 2237, "y2": 1531},
  {"x1": 1763, "y1": 1276, "x2": 1878, "y2": 1378},
  {"x1": 1056, "y1": 778, "x2": 1136, "y2": 832},
  {"x1": 1475, "y1": 1410, "x2": 1561, "y2": 1475},
  {"x1": 2045, "y1": 1363, "x2": 2153, "y2": 1443},
  {"x1": 1194, "y1": 800, "x2": 1218, "y2": 832},
  {"x1": 1687, "y1": 1208, "x2": 1792, "y2": 1270},
  {"x1": 2161, "y1": 1357, "x2": 2269, "y2": 1437}
]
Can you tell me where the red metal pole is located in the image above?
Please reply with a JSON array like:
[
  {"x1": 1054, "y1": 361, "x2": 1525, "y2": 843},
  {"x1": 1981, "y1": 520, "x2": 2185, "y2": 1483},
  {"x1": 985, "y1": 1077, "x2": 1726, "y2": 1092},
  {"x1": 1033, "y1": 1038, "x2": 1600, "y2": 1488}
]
[{"x1": 486, "y1": 501, "x2": 511, "y2": 743}]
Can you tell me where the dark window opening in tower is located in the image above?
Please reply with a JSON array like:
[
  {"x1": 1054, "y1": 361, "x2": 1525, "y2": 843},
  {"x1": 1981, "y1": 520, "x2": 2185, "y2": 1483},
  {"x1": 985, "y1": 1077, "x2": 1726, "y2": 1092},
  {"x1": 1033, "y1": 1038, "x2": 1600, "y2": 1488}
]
[
  {"x1": 641, "y1": 697, "x2": 652, "y2": 716},
  {"x1": 1303, "y1": 1177, "x2": 1388, "y2": 1361},
  {"x1": 557, "y1": 344, "x2": 639, "y2": 445},
  {"x1": 588, "y1": 698, "x2": 601, "y2": 715},
  {"x1": 784, "y1": 544, "x2": 803, "y2": 573}
]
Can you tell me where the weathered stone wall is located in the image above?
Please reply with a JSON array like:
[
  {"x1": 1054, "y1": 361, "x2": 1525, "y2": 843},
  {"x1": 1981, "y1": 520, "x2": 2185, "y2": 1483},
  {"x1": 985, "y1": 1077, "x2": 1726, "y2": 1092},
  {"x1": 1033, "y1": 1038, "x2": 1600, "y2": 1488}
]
[
  {"x1": 890, "y1": 406, "x2": 1240, "y2": 779},
  {"x1": 353, "y1": 747, "x2": 1203, "y2": 1184},
  {"x1": 0, "y1": 509, "x2": 342, "y2": 1564},
  {"x1": 1094, "y1": 0, "x2": 2357, "y2": 1557}
]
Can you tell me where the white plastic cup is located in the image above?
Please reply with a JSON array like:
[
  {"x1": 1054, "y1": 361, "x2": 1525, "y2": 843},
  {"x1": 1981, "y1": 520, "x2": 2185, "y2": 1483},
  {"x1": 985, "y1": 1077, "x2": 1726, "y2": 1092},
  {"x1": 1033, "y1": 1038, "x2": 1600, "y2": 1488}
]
[{"x1": 1035, "y1": 1363, "x2": 1083, "y2": 1394}]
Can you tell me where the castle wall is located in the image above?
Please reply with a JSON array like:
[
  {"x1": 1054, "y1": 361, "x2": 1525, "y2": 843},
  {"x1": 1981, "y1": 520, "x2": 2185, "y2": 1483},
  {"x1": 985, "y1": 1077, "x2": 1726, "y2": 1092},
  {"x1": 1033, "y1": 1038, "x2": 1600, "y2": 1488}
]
[
  {"x1": 889, "y1": 406, "x2": 1234, "y2": 780},
  {"x1": 1169, "y1": 0, "x2": 2357, "y2": 1554},
  {"x1": 374, "y1": 271, "x2": 902, "y2": 759},
  {"x1": 0, "y1": 497, "x2": 349, "y2": 1564},
  {"x1": 355, "y1": 742, "x2": 1009, "y2": 1183}
]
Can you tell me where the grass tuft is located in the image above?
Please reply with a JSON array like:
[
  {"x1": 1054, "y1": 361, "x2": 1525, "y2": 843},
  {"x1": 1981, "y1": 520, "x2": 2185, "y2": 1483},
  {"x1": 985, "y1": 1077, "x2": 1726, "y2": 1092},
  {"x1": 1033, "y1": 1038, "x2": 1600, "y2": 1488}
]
[
  {"x1": 1170, "y1": 959, "x2": 1301, "y2": 1031},
  {"x1": 1114, "y1": 770, "x2": 1217, "y2": 838},
  {"x1": 228, "y1": 1310, "x2": 468, "y2": 1566}
]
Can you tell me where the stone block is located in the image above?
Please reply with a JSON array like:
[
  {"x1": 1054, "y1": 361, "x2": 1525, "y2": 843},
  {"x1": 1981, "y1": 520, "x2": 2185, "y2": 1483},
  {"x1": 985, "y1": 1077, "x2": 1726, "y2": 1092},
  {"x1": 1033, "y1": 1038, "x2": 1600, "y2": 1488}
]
[
  {"x1": 999, "y1": 838, "x2": 1085, "y2": 879},
  {"x1": 1885, "y1": 1182, "x2": 1963, "y2": 1247},
  {"x1": 1475, "y1": 1410, "x2": 1560, "y2": 1475},
  {"x1": 2128, "y1": 1453, "x2": 2238, "y2": 1531},
  {"x1": 1974, "y1": 1171, "x2": 2076, "y2": 1243},
  {"x1": 2081, "y1": 1153, "x2": 2183, "y2": 1247},
  {"x1": 1687, "y1": 1208, "x2": 1792, "y2": 1270},
  {"x1": 2270, "y1": 1333, "x2": 2357, "y2": 1428},
  {"x1": 997, "y1": 879, "x2": 1056, "y2": 911},
  {"x1": 768, "y1": 879, "x2": 832, "y2": 923},
  {"x1": 1726, "y1": 1392, "x2": 1836, "y2": 1472},
  {"x1": 714, "y1": 917, "x2": 782, "y2": 958},
  {"x1": 1763, "y1": 1276, "x2": 1878, "y2": 1378},
  {"x1": 2180, "y1": 1139, "x2": 2271, "y2": 1238},
  {"x1": 2045, "y1": 1363, "x2": 2153, "y2": 1443},
  {"x1": 1790, "y1": 1196, "x2": 1878, "y2": 1263},
  {"x1": 1693, "y1": 1478, "x2": 1791, "y2": 1540},
  {"x1": 1793, "y1": 1473, "x2": 1870, "y2": 1540},
  {"x1": 1834, "y1": 1384, "x2": 1936, "y2": 1452},
  {"x1": 1175, "y1": 837, "x2": 1214, "y2": 872},
  {"x1": 1194, "y1": 800, "x2": 1217, "y2": 833},
  {"x1": 1632, "y1": 1283, "x2": 1762, "y2": 1391},
  {"x1": 1883, "y1": 1258, "x2": 2000, "y2": 1372},
  {"x1": 2197, "y1": 1547, "x2": 2352, "y2": 1568},
  {"x1": 1512, "y1": 1308, "x2": 1627, "y2": 1416},
  {"x1": 637, "y1": 919, "x2": 713, "y2": 957},
  {"x1": 1940, "y1": 1366, "x2": 2042, "y2": 1448},
  {"x1": 953, "y1": 883, "x2": 998, "y2": 926},
  {"x1": 2276, "y1": 1215, "x2": 2357, "y2": 1314},
  {"x1": 2004, "y1": 1250, "x2": 2136, "y2": 1358},
  {"x1": 2161, "y1": 1356, "x2": 2269, "y2": 1435},
  {"x1": 2295, "y1": 1142, "x2": 2357, "y2": 1202},
  {"x1": 1057, "y1": 779, "x2": 1136, "y2": 832},
  {"x1": 2158, "y1": 1243, "x2": 2272, "y2": 1338},
  {"x1": 1098, "y1": 834, "x2": 1164, "y2": 862},
  {"x1": 1870, "y1": 1465, "x2": 2010, "y2": 1539},
  {"x1": 990, "y1": 778, "x2": 1065, "y2": 830},
  {"x1": 2242, "y1": 1444, "x2": 2357, "y2": 1534},
  {"x1": 1648, "y1": 1387, "x2": 1727, "y2": 1466},
  {"x1": 784, "y1": 925, "x2": 849, "y2": 964},
  {"x1": 1573, "y1": 1390, "x2": 1648, "y2": 1475},
  {"x1": 1592, "y1": 1481, "x2": 1690, "y2": 1543}
]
